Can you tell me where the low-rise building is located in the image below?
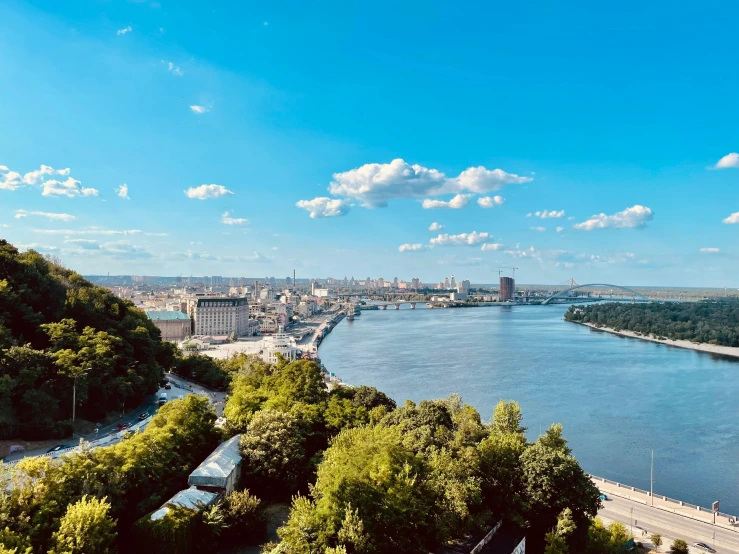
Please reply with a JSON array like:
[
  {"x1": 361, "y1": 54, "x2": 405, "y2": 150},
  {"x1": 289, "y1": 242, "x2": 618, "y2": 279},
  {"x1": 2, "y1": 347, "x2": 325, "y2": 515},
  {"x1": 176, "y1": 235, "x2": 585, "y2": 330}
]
[
  {"x1": 150, "y1": 487, "x2": 218, "y2": 521},
  {"x1": 146, "y1": 311, "x2": 192, "y2": 342},
  {"x1": 191, "y1": 297, "x2": 250, "y2": 336},
  {"x1": 188, "y1": 435, "x2": 242, "y2": 495},
  {"x1": 261, "y1": 329, "x2": 299, "y2": 364}
]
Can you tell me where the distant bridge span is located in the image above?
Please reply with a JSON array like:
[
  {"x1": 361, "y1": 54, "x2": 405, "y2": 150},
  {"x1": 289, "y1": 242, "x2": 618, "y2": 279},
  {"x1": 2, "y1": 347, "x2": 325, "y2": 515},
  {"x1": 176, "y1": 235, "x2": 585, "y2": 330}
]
[{"x1": 541, "y1": 283, "x2": 650, "y2": 305}]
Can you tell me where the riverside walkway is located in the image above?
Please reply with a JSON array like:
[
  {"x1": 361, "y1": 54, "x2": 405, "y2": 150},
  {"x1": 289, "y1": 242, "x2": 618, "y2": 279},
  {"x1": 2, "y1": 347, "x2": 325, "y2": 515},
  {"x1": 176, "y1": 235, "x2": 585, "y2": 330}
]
[{"x1": 593, "y1": 475, "x2": 739, "y2": 553}]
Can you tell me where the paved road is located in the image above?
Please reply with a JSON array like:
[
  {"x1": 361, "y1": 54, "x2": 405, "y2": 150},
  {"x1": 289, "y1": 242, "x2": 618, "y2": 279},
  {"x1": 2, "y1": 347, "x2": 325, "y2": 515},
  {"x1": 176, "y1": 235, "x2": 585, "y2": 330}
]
[
  {"x1": 4, "y1": 374, "x2": 224, "y2": 463},
  {"x1": 600, "y1": 494, "x2": 739, "y2": 553}
]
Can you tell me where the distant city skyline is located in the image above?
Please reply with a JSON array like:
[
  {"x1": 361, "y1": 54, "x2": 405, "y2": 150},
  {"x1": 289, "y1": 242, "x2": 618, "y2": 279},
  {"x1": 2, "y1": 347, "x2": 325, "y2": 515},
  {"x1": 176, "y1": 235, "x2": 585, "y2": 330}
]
[{"x1": 1, "y1": 1, "x2": 739, "y2": 286}]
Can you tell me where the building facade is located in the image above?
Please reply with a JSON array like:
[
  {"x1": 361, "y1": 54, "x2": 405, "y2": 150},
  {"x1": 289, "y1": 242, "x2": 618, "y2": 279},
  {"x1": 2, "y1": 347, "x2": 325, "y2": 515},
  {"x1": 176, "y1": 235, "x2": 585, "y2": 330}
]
[
  {"x1": 260, "y1": 330, "x2": 299, "y2": 364},
  {"x1": 192, "y1": 297, "x2": 250, "y2": 336},
  {"x1": 499, "y1": 277, "x2": 515, "y2": 301},
  {"x1": 146, "y1": 311, "x2": 192, "y2": 342}
]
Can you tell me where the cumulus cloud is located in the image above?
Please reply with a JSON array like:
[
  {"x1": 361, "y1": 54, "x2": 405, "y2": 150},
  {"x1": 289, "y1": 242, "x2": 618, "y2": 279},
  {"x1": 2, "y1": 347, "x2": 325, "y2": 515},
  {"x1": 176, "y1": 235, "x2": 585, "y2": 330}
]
[
  {"x1": 398, "y1": 243, "x2": 424, "y2": 252},
  {"x1": 116, "y1": 184, "x2": 130, "y2": 199},
  {"x1": 422, "y1": 194, "x2": 471, "y2": 209},
  {"x1": 221, "y1": 211, "x2": 248, "y2": 225},
  {"x1": 22, "y1": 165, "x2": 71, "y2": 185},
  {"x1": 530, "y1": 209, "x2": 565, "y2": 218},
  {"x1": 714, "y1": 153, "x2": 739, "y2": 169},
  {"x1": 326, "y1": 158, "x2": 531, "y2": 208},
  {"x1": 185, "y1": 184, "x2": 233, "y2": 200},
  {"x1": 117, "y1": 26, "x2": 132, "y2": 35},
  {"x1": 190, "y1": 105, "x2": 210, "y2": 114},
  {"x1": 429, "y1": 222, "x2": 444, "y2": 231},
  {"x1": 700, "y1": 247, "x2": 720, "y2": 253},
  {"x1": 295, "y1": 197, "x2": 349, "y2": 218},
  {"x1": 504, "y1": 246, "x2": 541, "y2": 259},
  {"x1": 530, "y1": 226, "x2": 546, "y2": 232},
  {"x1": 574, "y1": 205, "x2": 654, "y2": 230},
  {"x1": 480, "y1": 243, "x2": 503, "y2": 251},
  {"x1": 477, "y1": 195, "x2": 504, "y2": 208},
  {"x1": 722, "y1": 212, "x2": 739, "y2": 224},
  {"x1": 430, "y1": 231, "x2": 491, "y2": 246},
  {"x1": 42, "y1": 178, "x2": 99, "y2": 198},
  {"x1": 0, "y1": 167, "x2": 23, "y2": 190},
  {"x1": 15, "y1": 210, "x2": 75, "y2": 222},
  {"x1": 1, "y1": 164, "x2": 76, "y2": 192}
]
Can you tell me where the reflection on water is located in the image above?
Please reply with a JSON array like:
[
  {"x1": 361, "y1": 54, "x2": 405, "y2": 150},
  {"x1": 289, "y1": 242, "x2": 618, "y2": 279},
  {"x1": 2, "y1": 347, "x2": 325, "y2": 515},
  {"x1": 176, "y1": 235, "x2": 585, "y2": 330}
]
[{"x1": 319, "y1": 305, "x2": 739, "y2": 512}]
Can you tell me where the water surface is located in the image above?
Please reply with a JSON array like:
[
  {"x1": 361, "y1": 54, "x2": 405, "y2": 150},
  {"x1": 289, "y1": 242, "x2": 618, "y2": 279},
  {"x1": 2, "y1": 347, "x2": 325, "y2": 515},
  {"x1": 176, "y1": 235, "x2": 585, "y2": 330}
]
[{"x1": 319, "y1": 305, "x2": 739, "y2": 513}]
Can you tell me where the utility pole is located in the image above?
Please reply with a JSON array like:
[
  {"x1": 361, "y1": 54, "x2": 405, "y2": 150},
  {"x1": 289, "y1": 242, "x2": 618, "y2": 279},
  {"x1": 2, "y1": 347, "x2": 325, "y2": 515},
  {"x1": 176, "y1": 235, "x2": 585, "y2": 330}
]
[{"x1": 650, "y1": 450, "x2": 654, "y2": 506}]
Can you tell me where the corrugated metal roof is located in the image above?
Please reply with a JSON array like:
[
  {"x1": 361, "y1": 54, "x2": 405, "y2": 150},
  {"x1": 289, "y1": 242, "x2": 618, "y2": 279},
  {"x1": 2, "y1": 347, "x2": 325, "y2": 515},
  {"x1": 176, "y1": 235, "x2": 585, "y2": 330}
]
[
  {"x1": 150, "y1": 487, "x2": 217, "y2": 521},
  {"x1": 188, "y1": 434, "x2": 242, "y2": 488},
  {"x1": 147, "y1": 311, "x2": 191, "y2": 321}
]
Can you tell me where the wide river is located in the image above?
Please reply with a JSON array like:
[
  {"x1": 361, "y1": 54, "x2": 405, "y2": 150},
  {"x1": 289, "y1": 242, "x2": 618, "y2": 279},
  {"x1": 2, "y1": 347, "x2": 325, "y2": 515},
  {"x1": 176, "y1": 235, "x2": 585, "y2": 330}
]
[{"x1": 319, "y1": 304, "x2": 739, "y2": 513}]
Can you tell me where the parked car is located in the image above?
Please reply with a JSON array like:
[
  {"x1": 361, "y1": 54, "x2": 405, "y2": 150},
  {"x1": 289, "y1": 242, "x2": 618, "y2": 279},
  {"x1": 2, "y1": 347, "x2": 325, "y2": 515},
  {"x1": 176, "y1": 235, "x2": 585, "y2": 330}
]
[
  {"x1": 164, "y1": 383, "x2": 172, "y2": 390},
  {"x1": 46, "y1": 444, "x2": 70, "y2": 453},
  {"x1": 138, "y1": 412, "x2": 151, "y2": 421},
  {"x1": 693, "y1": 543, "x2": 717, "y2": 553}
]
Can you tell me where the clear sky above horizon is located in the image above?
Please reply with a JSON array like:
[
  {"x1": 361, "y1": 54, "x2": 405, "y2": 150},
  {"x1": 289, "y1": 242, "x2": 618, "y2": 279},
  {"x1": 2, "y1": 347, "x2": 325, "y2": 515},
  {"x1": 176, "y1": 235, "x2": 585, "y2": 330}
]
[{"x1": 1, "y1": 0, "x2": 738, "y2": 286}]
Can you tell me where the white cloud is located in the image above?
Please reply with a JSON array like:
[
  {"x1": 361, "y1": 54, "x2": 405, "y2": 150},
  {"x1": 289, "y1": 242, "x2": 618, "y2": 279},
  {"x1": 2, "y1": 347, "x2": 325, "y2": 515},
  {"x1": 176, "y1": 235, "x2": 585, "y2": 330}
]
[
  {"x1": 532, "y1": 209, "x2": 565, "y2": 218},
  {"x1": 165, "y1": 61, "x2": 183, "y2": 76},
  {"x1": 430, "y1": 231, "x2": 490, "y2": 246},
  {"x1": 22, "y1": 165, "x2": 71, "y2": 185},
  {"x1": 221, "y1": 211, "x2": 248, "y2": 225},
  {"x1": 477, "y1": 195, "x2": 504, "y2": 208},
  {"x1": 480, "y1": 243, "x2": 503, "y2": 251},
  {"x1": 700, "y1": 247, "x2": 720, "y2": 253},
  {"x1": 530, "y1": 226, "x2": 546, "y2": 232},
  {"x1": 556, "y1": 226, "x2": 564, "y2": 233},
  {"x1": 429, "y1": 222, "x2": 444, "y2": 231},
  {"x1": 574, "y1": 205, "x2": 654, "y2": 230},
  {"x1": 714, "y1": 153, "x2": 739, "y2": 169},
  {"x1": 117, "y1": 26, "x2": 132, "y2": 35},
  {"x1": 15, "y1": 210, "x2": 75, "y2": 222},
  {"x1": 327, "y1": 158, "x2": 531, "y2": 208},
  {"x1": 116, "y1": 184, "x2": 130, "y2": 199},
  {"x1": 504, "y1": 246, "x2": 541, "y2": 259},
  {"x1": 295, "y1": 197, "x2": 349, "y2": 218},
  {"x1": 722, "y1": 212, "x2": 739, "y2": 224},
  {"x1": 398, "y1": 243, "x2": 424, "y2": 252},
  {"x1": 185, "y1": 184, "x2": 233, "y2": 200},
  {"x1": 422, "y1": 194, "x2": 472, "y2": 209},
  {"x1": 41, "y1": 178, "x2": 99, "y2": 198},
  {"x1": 0, "y1": 168, "x2": 23, "y2": 190},
  {"x1": 33, "y1": 227, "x2": 142, "y2": 236},
  {"x1": 190, "y1": 105, "x2": 210, "y2": 114},
  {"x1": 64, "y1": 239, "x2": 100, "y2": 250}
]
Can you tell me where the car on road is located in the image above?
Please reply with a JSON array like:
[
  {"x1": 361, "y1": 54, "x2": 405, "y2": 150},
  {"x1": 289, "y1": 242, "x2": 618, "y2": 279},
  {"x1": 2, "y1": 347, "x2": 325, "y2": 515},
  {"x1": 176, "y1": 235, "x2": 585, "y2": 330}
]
[
  {"x1": 599, "y1": 493, "x2": 608, "y2": 501},
  {"x1": 693, "y1": 543, "x2": 717, "y2": 553},
  {"x1": 164, "y1": 383, "x2": 171, "y2": 390},
  {"x1": 138, "y1": 412, "x2": 151, "y2": 421},
  {"x1": 46, "y1": 445, "x2": 70, "y2": 453}
]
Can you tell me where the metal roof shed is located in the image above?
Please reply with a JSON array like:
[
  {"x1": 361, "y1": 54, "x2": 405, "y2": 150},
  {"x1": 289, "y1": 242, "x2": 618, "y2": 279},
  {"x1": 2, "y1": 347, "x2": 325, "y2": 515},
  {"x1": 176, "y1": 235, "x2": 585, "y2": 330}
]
[
  {"x1": 187, "y1": 434, "x2": 242, "y2": 494},
  {"x1": 150, "y1": 487, "x2": 217, "y2": 521}
]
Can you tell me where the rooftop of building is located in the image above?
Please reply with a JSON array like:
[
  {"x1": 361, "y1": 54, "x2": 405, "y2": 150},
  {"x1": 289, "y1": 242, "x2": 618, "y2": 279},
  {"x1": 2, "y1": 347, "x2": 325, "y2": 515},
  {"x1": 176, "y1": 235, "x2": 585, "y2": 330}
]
[
  {"x1": 146, "y1": 310, "x2": 191, "y2": 321},
  {"x1": 188, "y1": 434, "x2": 242, "y2": 487},
  {"x1": 150, "y1": 487, "x2": 217, "y2": 521}
]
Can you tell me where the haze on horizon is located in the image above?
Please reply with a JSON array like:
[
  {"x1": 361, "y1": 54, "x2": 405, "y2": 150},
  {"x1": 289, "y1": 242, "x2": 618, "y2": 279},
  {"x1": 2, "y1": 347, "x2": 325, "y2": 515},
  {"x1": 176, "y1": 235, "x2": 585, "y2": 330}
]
[{"x1": 1, "y1": 0, "x2": 738, "y2": 287}]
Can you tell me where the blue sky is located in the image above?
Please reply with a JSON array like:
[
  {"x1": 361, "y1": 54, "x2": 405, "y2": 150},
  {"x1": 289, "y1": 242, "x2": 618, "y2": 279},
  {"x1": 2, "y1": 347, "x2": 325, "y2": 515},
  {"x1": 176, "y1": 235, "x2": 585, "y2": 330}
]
[{"x1": 1, "y1": 0, "x2": 738, "y2": 286}]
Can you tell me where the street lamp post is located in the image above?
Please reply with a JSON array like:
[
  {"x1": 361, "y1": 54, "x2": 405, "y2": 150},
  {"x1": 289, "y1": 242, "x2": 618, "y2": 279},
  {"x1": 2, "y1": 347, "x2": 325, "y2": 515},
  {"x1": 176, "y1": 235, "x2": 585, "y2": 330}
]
[
  {"x1": 630, "y1": 507, "x2": 634, "y2": 536},
  {"x1": 72, "y1": 368, "x2": 91, "y2": 422}
]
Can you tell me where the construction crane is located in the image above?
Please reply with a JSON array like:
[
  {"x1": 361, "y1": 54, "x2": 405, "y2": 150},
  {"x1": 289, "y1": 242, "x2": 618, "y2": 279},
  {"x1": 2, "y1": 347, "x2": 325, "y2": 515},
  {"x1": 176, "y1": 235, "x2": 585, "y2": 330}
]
[{"x1": 498, "y1": 267, "x2": 519, "y2": 279}]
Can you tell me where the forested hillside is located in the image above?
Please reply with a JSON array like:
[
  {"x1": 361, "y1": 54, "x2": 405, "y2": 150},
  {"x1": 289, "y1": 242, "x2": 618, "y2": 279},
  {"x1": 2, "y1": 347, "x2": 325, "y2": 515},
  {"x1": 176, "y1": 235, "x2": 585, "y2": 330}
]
[
  {"x1": 565, "y1": 301, "x2": 739, "y2": 346},
  {"x1": 0, "y1": 240, "x2": 173, "y2": 439}
]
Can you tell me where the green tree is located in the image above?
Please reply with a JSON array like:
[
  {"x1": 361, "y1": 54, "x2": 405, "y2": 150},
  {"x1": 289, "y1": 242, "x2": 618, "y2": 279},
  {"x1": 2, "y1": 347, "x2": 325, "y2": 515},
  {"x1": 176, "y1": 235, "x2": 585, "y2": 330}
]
[
  {"x1": 239, "y1": 409, "x2": 306, "y2": 497},
  {"x1": 539, "y1": 423, "x2": 572, "y2": 455},
  {"x1": 49, "y1": 495, "x2": 117, "y2": 554},
  {"x1": 651, "y1": 533, "x2": 662, "y2": 550},
  {"x1": 219, "y1": 490, "x2": 266, "y2": 546},
  {"x1": 477, "y1": 431, "x2": 526, "y2": 519},
  {"x1": 671, "y1": 539, "x2": 689, "y2": 554},
  {"x1": 491, "y1": 400, "x2": 527, "y2": 435},
  {"x1": 544, "y1": 532, "x2": 568, "y2": 554}
]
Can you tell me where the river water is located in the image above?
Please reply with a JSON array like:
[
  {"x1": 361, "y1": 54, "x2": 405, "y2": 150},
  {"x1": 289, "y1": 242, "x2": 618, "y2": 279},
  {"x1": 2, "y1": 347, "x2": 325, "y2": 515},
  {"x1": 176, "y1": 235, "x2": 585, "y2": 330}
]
[{"x1": 319, "y1": 304, "x2": 739, "y2": 513}]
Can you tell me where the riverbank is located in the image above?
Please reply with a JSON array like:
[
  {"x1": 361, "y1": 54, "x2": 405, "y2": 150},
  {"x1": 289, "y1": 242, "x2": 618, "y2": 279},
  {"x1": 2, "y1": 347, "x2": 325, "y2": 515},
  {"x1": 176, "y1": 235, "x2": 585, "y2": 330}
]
[{"x1": 576, "y1": 321, "x2": 739, "y2": 359}]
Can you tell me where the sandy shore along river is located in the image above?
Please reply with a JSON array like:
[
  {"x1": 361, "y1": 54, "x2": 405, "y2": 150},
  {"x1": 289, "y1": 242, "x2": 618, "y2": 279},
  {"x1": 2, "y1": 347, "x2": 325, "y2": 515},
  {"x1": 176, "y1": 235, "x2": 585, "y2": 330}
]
[{"x1": 577, "y1": 321, "x2": 739, "y2": 359}]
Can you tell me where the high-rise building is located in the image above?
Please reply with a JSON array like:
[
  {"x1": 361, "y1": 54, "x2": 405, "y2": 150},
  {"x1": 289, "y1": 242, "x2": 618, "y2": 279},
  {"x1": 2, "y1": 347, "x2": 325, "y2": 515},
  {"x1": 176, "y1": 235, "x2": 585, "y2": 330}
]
[
  {"x1": 457, "y1": 279, "x2": 471, "y2": 294},
  {"x1": 499, "y1": 277, "x2": 515, "y2": 301},
  {"x1": 444, "y1": 277, "x2": 450, "y2": 289},
  {"x1": 411, "y1": 277, "x2": 420, "y2": 289},
  {"x1": 450, "y1": 275, "x2": 456, "y2": 289}
]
